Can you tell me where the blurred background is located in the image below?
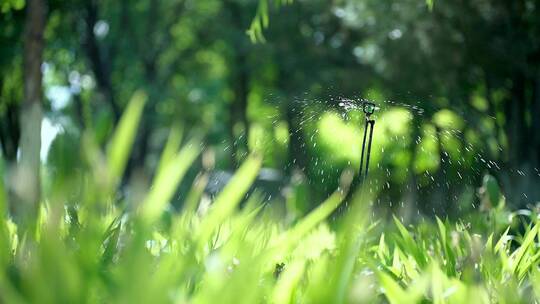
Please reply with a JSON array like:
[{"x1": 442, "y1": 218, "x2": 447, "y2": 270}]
[{"x1": 1, "y1": 0, "x2": 539, "y2": 221}]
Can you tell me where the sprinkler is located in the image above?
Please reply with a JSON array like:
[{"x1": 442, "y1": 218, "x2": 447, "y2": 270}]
[
  {"x1": 338, "y1": 98, "x2": 378, "y2": 181},
  {"x1": 358, "y1": 101, "x2": 377, "y2": 182},
  {"x1": 362, "y1": 101, "x2": 377, "y2": 116}
]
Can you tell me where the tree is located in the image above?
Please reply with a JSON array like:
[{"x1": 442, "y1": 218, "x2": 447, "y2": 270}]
[
  {"x1": 14, "y1": 0, "x2": 47, "y2": 229},
  {"x1": 0, "y1": 6, "x2": 24, "y2": 164}
]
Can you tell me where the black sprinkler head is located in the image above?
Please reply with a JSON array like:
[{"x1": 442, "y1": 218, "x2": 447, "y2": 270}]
[{"x1": 362, "y1": 101, "x2": 377, "y2": 116}]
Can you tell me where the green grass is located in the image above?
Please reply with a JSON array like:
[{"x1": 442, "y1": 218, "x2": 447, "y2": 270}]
[{"x1": 1, "y1": 93, "x2": 540, "y2": 303}]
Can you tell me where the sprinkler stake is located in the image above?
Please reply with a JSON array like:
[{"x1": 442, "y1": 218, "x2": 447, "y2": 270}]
[
  {"x1": 359, "y1": 118, "x2": 375, "y2": 181},
  {"x1": 358, "y1": 101, "x2": 377, "y2": 183}
]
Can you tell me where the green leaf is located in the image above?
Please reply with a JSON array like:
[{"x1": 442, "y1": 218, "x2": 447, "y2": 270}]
[
  {"x1": 377, "y1": 271, "x2": 409, "y2": 304},
  {"x1": 101, "y1": 223, "x2": 122, "y2": 266},
  {"x1": 0, "y1": 173, "x2": 6, "y2": 219},
  {"x1": 155, "y1": 125, "x2": 183, "y2": 179},
  {"x1": 106, "y1": 90, "x2": 147, "y2": 185},
  {"x1": 182, "y1": 173, "x2": 209, "y2": 215},
  {"x1": 494, "y1": 227, "x2": 510, "y2": 253},
  {"x1": 426, "y1": 0, "x2": 434, "y2": 10},
  {"x1": 393, "y1": 215, "x2": 426, "y2": 268},
  {"x1": 436, "y1": 217, "x2": 456, "y2": 275},
  {"x1": 378, "y1": 233, "x2": 389, "y2": 261},
  {"x1": 141, "y1": 138, "x2": 201, "y2": 223},
  {"x1": 511, "y1": 224, "x2": 539, "y2": 274},
  {"x1": 1, "y1": 0, "x2": 25, "y2": 12},
  {"x1": 198, "y1": 154, "x2": 262, "y2": 244},
  {"x1": 279, "y1": 191, "x2": 344, "y2": 251},
  {"x1": 247, "y1": 0, "x2": 293, "y2": 43},
  {"x1": 482, "y1": 174, "x2": 501, "y2": 207},
  {"x1": 272, "y1": 260, "x2": 305, "y2": 304},
  {"x1": 0, "y1": 172, "x2": 9, "y2": 268}
]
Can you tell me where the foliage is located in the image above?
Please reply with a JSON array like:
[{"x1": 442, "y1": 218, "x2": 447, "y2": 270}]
[
  {"x1": 248, "y1": 0, "x2": 435, "y2": 42},
  {"x1": 3, "y1": 0, "x2": 539, "y2": 214},
  {"x1": 1, "y1": 0, "x2": 540, "y2": 300},
  {"x1": 0, "y1": 0, "x2": 24, "y2": 13},
  {"x1": 0, "y1": 93, "x2": 539, "y2": 303},
  {"x1": 247, "y1": 0, "x2": 293, "y2": 43}
]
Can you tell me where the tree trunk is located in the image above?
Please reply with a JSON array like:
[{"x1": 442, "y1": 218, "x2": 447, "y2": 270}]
[
  {"x1": 15, "y1": 0, "x2": 46, "y2": 230},
  {"x1": 531, "y1": 73, "x2": 540, "y2": 168},
  {"x1": 504, "y1": 73, "x2": 526, "y2": 167},
  {"x1": 226, "y1": 0, "x2": 250, "y2": 168},
  {"x1": 0, "y1": 103, "x2": 21, "y2": 162},
  {"x1": 499, "y1": 71, "x2": 540, "y2": 207},
  {"x1": 83, "y1": 0, "x2": 120, "y2": 123},
  {"x1": 230, "y1": 51, "x2": 250, "y2": 167}
]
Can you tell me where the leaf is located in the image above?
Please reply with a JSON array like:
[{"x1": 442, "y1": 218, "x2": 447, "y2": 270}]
[
  {"x1": 198, "y1": 154, "x2": 262, "y2": 244},
  {"x1": 182, "y1": 172, "x2": 209, "y2": 215},
  {"x1": 101, "y1": 223, "x2": 122, "y2": 266},
  {"x1": 482, "y1": 174, "x2": 500, "y2": 207},
  {"x1": 278, "y1": 191, "x2": 344, "y2": 251},
  {"x1": 494, "y1": 227, "x2": 510, "y2": 253},
  {"x1": 323, "y1": 186, "x2": 371, "y2": 304},
  {"x1": 377, "y1": 271, "x2": 409, "y2": 304},
  {"x1": 485, "y1": 233, "x2": 494, "y2": 253},
  {"x1": 517, "y1": 250, "x2": 540, "y2": 281},
  {"x1": 0, "y1": 174, "x2": 9, "y2": 268},
  {"x1": 0, "y1": 173, "x2": 6, "y2": 219},
  {"x1": 155, "y1": 125, "x2": 183, "y2": 179},
  {"x1": 247, "y1": 0, "x2": 293, "y2": 43},
  {"x1": 141, "y1": 138, "x2": 201, "y2": 223},
  {"x1": 510, "y1": 224, "x2": 539, "y2": 274},
  {"x1": 272, "y1": 260, "x2": 305, "y2": 304},
  {"x1": 426, "y1": 0, "x2": 434, "y2": 10},
  {"x1": 436, "y1": 217, "x2": 456, "y2": 275},
  {"x1": 378, "y1": 233, "x2": 389, "y2": 261},
  {"x1": 106, "y1": 90, "x2": 147, "y2": 185},
  {"x1": 393, "y1": 215, "x2": 426, "y2": 268}
]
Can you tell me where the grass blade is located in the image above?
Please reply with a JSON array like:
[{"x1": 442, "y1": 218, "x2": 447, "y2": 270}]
[
  {"x1": 141, "y1": 138, "x2": 201, "y2": 223},
  {"x1": 198, "y1": 154, "x2": 262, "y2": 245},
  {"x1": 107, "y1": 90, "x2": 147, "y2": 185}
]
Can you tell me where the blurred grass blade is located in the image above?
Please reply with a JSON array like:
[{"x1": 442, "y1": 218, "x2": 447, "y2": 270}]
[
  {"x1": 436, "y1": 217, "x2": 456, "y2": 274},
  {"x1": 101, "y1": 222, "x2": 122, "y2": 266},
  {"x1": 156, "y1": 125, "x2": 183, "y2": 178},
  {"x1": 268, "y1": 171, "x2": 354, "y2": 260},
  {"x1": 182, "y1": 172, "x2": 209, "y2": 214},
  {"x1": 0, "y1": 176, "x2": 9, "y2": 268},
  {"x1": 377, "y1": 271, "x2": 408, "y2": 304},
  {"x1": 0, "y1": 176, "x2": 6, "y2": 218},
  {"x1": 518, "y1": 250, "x2": 540, "y2": 280},
  {"x1": 393, "y1": 215, "x2": 426, "y2": 268},
  {"x1": 331, "y1": 189, "x2": 371, "y2": 304},
  {"x1": 378, "y1": 233, "x2": 389, "y2": 261},
  {"x1": 426, "y1": 0, "x2": 433, "y2": 10},
  {"x1": 272, "y1": 260, "x2": 305, "y2": 304},
  {"x1": 141, "y1": 138, "x2": 201, "y2": 223},
  {"x1": 511, "y1": 224, "x2": 538, "y2": 274},
  {"x1": 198, "y1": 154, "x2": 262, "y2": 244},
  {"x1": 278, "y1": 191, "x2": 343, "y2": 250},
  {"x1": 378, "y1": 269, "x2": 426, "y2": 304},
  {"x1": 494, "y1": 227, "x2": 510, "y2": 253},
  {"x1": 107, "y1": 90, "x2": 147, "y2": 185}
]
